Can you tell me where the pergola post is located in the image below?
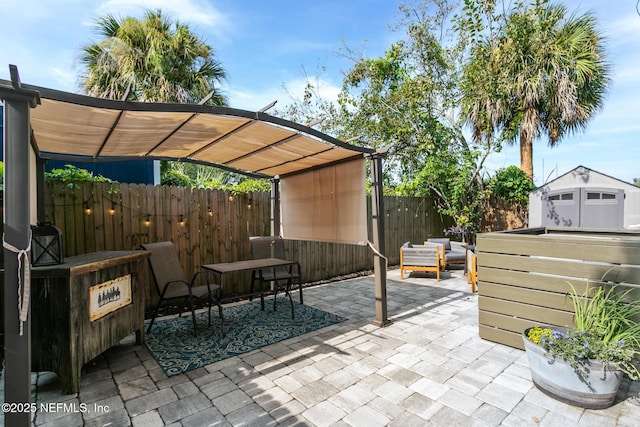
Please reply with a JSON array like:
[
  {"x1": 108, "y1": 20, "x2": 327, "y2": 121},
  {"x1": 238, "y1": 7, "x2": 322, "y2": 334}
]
[
  {"x1": 36, "y1": 157, "x2": 47, "y2": 223},
  {"x1": 370, "y1": 154, "x2": 390, "y2": 326},
  {"x1": 1, "y1": 66, "x2": 40, "y2": 427},
  {"x1": 270, "y1": 177, "x2": 281, "y2": 236}
]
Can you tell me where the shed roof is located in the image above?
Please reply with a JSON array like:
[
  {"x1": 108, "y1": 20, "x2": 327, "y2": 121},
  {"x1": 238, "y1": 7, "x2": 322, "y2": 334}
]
[
  {"x1": 531, "y1": 165, "x2": 638, "y2": 193},
  {"x1": 0, "y1": 79, "x2": 374, "y2": 178}
]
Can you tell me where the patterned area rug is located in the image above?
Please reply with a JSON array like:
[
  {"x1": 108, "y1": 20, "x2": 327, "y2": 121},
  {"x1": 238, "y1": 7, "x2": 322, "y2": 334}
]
[{"x1": 145, "y1": 298, "x2": 347, "y2": 376}]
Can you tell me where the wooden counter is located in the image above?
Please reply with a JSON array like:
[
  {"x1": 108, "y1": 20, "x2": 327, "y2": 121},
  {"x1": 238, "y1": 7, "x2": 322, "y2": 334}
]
[{"x1": 30, "y1": 250, "x2": 150, "y2": 393}]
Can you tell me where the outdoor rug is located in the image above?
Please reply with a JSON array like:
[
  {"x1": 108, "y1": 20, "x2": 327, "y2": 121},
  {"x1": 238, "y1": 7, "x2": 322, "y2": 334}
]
[{"x1": 145, "y1": 298, "x2": 347, "y2": 376}]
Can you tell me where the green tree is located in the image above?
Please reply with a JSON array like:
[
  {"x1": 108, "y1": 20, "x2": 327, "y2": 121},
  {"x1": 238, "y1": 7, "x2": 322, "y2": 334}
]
[
  {"x1": 79, "y1": 9, "x2": 236, "y2": 187},
  {"x1": 79, "y1": 9, "x2": 228, "y2": 105},
  {"x1": 460, "y1": 0, "x2": 611, "y2": 181},
  {"x1": 334, "y1": 1, "x2": 500, "y2": 234},
  {"x1": 159, "y1": 161, "x2": 270, "y2": 191}
]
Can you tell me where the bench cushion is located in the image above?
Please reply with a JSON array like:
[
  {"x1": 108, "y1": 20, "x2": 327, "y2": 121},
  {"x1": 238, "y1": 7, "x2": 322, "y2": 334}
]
[{"x1": 427, "y1": 238, "x2": 451, "y2": 251}]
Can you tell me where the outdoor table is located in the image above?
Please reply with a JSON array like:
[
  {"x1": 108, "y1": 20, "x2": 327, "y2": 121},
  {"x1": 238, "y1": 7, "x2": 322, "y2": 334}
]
[{"x1": 202, "y1": 258, "x2": 302, "y2": 333}]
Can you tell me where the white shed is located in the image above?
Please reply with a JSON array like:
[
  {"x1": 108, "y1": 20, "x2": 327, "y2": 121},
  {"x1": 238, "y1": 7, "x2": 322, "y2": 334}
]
[{"x1": 529, "y1": 166, "x2": 640, "y2": 229}]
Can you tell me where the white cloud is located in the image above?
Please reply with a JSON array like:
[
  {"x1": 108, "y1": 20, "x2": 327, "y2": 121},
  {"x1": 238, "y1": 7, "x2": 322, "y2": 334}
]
[
  {"x1": 95, "y1": 0, "x2": 234, "y2": 40},
  {"x1": 273, "y1": 38, "x2": 335, "y2": 55},
  {"x1": 225, "y1": 76, "x2": 342, "y2": 112},
  {"x1": 281, "y1": 77, "x2": 342, "y2": 104},
  {"x1": 50, "y1": 67, "x2": 77, "y2": 90},
  {"x1": 603, "y1": 14, "x2": 640, "y2": 46},
  {"x1": 226, "y1": 85, "x2": 288, "y2": 112}
]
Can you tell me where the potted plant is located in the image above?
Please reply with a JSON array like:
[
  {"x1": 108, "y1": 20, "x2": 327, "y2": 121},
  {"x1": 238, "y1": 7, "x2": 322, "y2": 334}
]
[{"x1": 523, "y1": 284, "x2": 640, "y2": 409}]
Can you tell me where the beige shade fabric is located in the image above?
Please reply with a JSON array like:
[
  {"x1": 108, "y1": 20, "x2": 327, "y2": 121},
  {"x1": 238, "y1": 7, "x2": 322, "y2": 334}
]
[
  {"x1": 280, "y1": 158, "x2": 368, "y2": 245},
  {"x1": 21, "y1": 85, "x2": 374, "y2": 179}
]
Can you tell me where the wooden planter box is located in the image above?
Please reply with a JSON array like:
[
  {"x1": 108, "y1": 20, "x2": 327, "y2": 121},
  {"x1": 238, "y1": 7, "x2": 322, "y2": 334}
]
[{"x1": 476, "y1": 227, "x2": 640, "y2": 349}]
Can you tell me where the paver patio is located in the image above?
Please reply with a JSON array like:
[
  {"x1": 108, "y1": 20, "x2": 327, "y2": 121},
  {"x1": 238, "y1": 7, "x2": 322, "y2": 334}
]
[{"x1": 2, "y1": 268, "x2": 639, "y2": 426}]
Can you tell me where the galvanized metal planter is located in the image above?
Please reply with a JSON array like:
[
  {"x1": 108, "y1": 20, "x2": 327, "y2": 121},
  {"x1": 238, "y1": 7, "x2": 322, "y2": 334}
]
[{"x1": 522, "y1": 327, "x2": 624, "y2": 409}]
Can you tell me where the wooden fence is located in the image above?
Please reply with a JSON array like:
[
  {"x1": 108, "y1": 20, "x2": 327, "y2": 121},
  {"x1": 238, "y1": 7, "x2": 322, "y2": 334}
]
[
  {"x1": 21, "y1": 182, "x2": 450, "y2": 305},
  {"x1": 476, "y1": 227, "x2": 640, "y2": 349}
]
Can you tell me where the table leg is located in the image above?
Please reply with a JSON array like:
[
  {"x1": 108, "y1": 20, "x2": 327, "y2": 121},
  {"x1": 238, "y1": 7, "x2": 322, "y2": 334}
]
[{"x1": 219, "y1": 275, "x2": 225, "y2": 336}]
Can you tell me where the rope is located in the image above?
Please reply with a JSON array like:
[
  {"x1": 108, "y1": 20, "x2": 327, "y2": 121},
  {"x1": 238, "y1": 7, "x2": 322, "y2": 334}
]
[{"x1": 2, "y1": 230, "x2": 32, "y2": 336}]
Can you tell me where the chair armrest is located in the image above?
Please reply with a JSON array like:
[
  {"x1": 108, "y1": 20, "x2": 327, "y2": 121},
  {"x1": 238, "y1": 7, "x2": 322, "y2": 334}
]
[
  {"x1": 161, "y1": 279, "x2": 191, "y2": 299},
  {"x1": 189, "y1": 272, "x2": 223, "y2": 296}
]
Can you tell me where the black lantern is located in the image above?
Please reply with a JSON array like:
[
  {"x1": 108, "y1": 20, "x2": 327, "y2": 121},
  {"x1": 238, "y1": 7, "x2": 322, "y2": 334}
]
[{"x1": 31, "y1": 222, "x2": 64, "y2": 266}]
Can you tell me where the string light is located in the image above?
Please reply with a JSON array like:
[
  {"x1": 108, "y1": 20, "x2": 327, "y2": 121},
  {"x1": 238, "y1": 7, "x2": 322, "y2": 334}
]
[{"x1": 82, "y1": 193, "x2": 253, "y2": 224}]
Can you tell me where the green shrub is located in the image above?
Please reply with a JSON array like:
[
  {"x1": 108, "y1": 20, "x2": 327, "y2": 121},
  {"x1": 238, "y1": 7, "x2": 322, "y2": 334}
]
[
  {"x1": 527, "y1": 284, "x2": 640, "y2": 380},
  {"x1": 45, "y1": 164, "x2": 113, "y2": 183},
  {"x1": 487, "y1": 166, "x2": 534, "y2": 207},
  {"x1": 161, "y1": 169, "x2": 193, "y2": 187}
]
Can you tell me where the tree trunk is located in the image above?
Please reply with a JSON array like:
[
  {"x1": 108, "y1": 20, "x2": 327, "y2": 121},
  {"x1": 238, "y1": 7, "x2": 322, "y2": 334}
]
[{"x1": 520, "y1": 131, "x2": 534, "y2": 181}]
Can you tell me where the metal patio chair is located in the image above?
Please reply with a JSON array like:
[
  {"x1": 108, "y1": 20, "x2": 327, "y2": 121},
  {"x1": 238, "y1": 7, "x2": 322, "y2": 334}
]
[
  {"x1": 141, "y1": 241, "x2": 222, "y2": 336},
  {"x1": 249, "y1": 236, "x2": 302, "y2": 318}
]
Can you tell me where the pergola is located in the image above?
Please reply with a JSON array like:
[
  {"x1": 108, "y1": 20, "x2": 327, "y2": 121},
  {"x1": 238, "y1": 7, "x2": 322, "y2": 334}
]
[{"x1": 1, "y1": 66, "x2": 389, "y2": 425}]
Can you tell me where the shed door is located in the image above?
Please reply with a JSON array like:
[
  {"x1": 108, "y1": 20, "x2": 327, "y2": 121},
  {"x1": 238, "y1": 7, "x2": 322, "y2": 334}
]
[
  {"x1": 580, "y1": 188, "x2": 624, "y2": 228},
  {"x1": 542, "y1": 189, "x2": 579, "y2": 227}
]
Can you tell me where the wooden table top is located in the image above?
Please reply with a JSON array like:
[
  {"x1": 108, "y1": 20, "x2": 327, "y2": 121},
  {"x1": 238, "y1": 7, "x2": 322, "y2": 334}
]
[{"x1": 202, "y1": 258, "x2": 297, "y2": 274}]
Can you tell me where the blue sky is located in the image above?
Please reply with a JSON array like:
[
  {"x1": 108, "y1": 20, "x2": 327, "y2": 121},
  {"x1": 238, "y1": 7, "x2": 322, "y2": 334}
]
[{"x1": 1, "y1": 0, "x2": 638, "y2": 185}]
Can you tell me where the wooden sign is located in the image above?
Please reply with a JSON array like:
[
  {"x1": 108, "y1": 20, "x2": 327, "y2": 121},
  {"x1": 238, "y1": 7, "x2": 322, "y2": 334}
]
[{"x1": 89, "y1": 274, "x2": 132, "y2": 322}]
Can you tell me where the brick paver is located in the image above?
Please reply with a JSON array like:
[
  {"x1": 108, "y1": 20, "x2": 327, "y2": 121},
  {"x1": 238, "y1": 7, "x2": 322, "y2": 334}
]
[{"x1": 3, "y1": 268, "x2": 639, "y2": 426}]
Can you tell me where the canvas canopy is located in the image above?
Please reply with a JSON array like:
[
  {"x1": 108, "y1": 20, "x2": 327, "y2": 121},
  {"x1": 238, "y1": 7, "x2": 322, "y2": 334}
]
[
  {"x1": 8, "y1": 80, "x2": 375, "y2": 245},
  {"x1": 22, "y1": 84, "x2": 374, "y2": 179}
]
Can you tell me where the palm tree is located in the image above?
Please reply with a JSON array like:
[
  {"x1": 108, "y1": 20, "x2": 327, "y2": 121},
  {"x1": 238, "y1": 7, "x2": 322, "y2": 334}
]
[
  {"x1": 79, "y1": 9, "x2": 228, "y2": 105},
  {"x1": 461, "y1": 0, "x2": 611, "y2": 181}
]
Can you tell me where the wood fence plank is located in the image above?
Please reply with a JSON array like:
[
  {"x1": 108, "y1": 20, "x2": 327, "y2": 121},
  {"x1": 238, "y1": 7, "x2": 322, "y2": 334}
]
[
  {"x1": 62, "y1": 183, "x2": 77, "y2": 256},
  {"x1": 93, "y1": 183, "x2": 106, "y2": 252},
  {"x1": 129, "y1": 184, "x2": 142, "y2": 250},
  {"x1": 480, "y1": 282, "x2": 573, "y2": 311},
  {"x1": 120, "y1": 184, "x2": 132, "y2": 250},
  {"x1": 479, "y1": 311, "x2": 536, "y2": 335},
  {"x1": 478, "y1": 295, "x2": 574, "y2": 326},
  {"x1": 479, "y1": 252, "x2": 640, "y2": 283},
  {"x1": 479, "y1": 325, "x2": 525, "y2": 350},
  {"x1": 38, "y1": 183, "x2": 450, "y2": 311},
  {"x1": 152, "y1": 185, "x2": 162, "y2": 242},
  {"x1": 479, "y1": 232, "x2": 640, "y2": 264},
  {"x1": 187, "y1": 187, "x2": 200, "y2": 276}
]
